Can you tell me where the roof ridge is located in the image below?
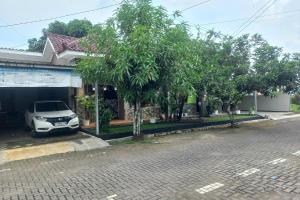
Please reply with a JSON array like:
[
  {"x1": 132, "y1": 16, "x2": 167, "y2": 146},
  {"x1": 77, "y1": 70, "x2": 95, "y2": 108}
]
[
  {"x1": 47, "y1": 32, "x2": 81, "y2": 39},
  {"x1": 0, "y1": 47, "x2": 28, "y2": 52}
]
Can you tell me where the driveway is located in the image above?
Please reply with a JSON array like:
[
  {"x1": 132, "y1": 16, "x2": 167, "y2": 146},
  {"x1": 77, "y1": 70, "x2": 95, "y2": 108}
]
[
  {"x1": 1, "y1": 118, "x2": 300, "y2": 199},
  {"x1": 0, "y1": 129, "x2": 109, "y2": 165}
]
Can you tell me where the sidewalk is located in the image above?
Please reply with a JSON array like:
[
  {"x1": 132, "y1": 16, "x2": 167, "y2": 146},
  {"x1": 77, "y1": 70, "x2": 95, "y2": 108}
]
[{"x1": 257, "y1": 112, "x2": 300, "y2": 120}]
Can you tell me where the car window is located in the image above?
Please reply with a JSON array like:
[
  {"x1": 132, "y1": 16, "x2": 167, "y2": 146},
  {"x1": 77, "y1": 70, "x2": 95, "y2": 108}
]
[{"x1": 35, "y1": 102, "x2": 69, "y2": 112}]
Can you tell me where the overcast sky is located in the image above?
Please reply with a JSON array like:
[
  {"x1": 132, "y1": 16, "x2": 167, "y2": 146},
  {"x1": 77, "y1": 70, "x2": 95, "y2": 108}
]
[{"x1": 0, "y1": 0, "x2": 299, "y2": 53}]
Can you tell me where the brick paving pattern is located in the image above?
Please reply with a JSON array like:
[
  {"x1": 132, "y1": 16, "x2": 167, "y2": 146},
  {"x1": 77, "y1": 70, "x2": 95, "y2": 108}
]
[{"x1": 1, "y1": 118, "x2": 300, "y2": 199}]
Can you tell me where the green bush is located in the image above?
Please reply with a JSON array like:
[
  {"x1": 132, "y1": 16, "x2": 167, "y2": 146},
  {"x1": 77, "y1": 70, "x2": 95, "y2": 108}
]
[
  {"x1": 98, "y1": 98, "x2": 114, "y2": 128},
  {"x1": 291, "y1": 95, "x2": 300, "y2": 105},
  {"x1": 77, "y1": 95, "x2": 114, "y2": 127}
]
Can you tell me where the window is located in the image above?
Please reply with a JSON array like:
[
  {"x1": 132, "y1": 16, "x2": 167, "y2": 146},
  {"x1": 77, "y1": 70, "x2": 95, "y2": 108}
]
[{"x1": 35, "y1": 102, "x2": 69, "y2": 112}]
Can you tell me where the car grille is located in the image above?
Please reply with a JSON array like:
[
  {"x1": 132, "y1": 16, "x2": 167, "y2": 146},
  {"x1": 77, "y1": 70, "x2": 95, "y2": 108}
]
[{"x1": 46, "y1": 116, "x2": 72, "y2": 125}]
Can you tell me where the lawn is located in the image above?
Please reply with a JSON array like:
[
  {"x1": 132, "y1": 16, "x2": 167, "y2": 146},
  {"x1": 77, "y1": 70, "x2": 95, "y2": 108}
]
[{"x1": 87, "y1": 114, "x2": 257, "y2": 137}]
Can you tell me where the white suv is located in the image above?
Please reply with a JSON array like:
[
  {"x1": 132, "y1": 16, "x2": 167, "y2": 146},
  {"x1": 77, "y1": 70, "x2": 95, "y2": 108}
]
[{"x1": 25, "y1": 101, "x2": 79, "y2": 136}]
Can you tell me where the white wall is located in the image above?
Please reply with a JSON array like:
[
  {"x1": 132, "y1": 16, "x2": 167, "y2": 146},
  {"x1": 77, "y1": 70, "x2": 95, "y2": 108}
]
[{"x1": 238, "y1": 93, "x2": 291, "y2": 112}]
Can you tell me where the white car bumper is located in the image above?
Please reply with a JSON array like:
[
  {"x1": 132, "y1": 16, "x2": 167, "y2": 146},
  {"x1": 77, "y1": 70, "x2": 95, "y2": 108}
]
[{"x1": 33, "y1": 117, "x2": 80, "y2": 133}]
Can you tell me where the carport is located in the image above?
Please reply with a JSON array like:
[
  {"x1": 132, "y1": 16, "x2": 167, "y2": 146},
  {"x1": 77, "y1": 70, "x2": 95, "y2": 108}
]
[{"x1": 0, "y1": 63, "x2": 82, "y2": 139}]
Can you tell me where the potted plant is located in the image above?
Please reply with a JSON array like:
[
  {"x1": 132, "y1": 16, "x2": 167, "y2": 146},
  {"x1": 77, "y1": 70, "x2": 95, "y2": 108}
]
[{"x1": 77, "y1": 95, "x2": 95, "y2": 126}]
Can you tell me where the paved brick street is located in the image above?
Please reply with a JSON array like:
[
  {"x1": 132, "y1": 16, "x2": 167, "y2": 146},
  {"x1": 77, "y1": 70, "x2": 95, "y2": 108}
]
[{"x1": 1, "y1": 118, "x2": 300, "y2": 200}]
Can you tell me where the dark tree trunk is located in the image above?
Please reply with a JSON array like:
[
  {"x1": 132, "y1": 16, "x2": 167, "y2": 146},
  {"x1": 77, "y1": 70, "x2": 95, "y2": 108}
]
[
  {"x1": 197, "y1": 92, "x2": 206, "y2": 117},
  {"x1": 160, "y1": 88, "x2": 170, "y2": 121},
  {"x1": 177, "y1": 96, "x2": 186, "y2": 121},
  {"x1": 225, "y1": 103, "x2": 236, "y2": 127}
]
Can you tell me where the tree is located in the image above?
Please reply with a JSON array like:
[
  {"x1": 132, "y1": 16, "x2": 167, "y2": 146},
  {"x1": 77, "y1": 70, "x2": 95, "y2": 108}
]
[
  {"x1": 244, "y1": 34, "x2": 300, "y2": 96},
  {"x1": 195, "y1": 31, "x2": 300, "y2": 125},
  {"x1": 78, "y1": 0, "x2": 179, "y2": 139},
  {"x1": 28, "y1": 19, "x2": 93, "y2": 52},
  {"x1": 67, "y1": 19, "x2": 93, "y2": 37},
  {"x1": 157, "y1": 23, "x2": 200, "y2": 120},
  {"x1": 194, "y1": 31, "x2": 252, "y2": 125}
]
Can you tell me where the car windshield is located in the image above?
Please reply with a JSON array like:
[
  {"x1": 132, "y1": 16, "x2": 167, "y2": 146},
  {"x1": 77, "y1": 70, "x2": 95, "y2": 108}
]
[{"x1": 35, "y1": 102, "x2": 69, "y2": 112}]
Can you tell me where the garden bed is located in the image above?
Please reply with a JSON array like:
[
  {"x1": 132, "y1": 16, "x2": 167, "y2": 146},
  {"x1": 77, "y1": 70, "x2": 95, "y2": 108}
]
[{"x1": 83, "y1": 114, "x2": 263, "y2": 140}]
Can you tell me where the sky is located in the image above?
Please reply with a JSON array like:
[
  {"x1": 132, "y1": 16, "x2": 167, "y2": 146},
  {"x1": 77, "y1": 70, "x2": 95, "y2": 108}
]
[{"x1": 0, "y1": 0, "x2": 299, "y2": 53}]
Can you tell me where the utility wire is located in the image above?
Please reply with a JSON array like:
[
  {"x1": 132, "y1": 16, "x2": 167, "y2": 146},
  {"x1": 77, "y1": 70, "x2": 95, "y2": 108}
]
[
  {"x1": 0, "y1": 2, "x2": 121, "y2": 28},
  {"x1": 232, "y1": 0, "x2": 277, "y2": 36},
  {"x1": 0, "y1": 0, "x2": 210, "y2": 29},
  {"x1": 181, "y1": 0, "x2": 212, "y2": 12},
  {"x1": 198, "y1": 8, "x2": 300, "y2": 26},
  {"x1": 232, "y1": 0, "x2": 275, "y2": 35},
  {"x1": 233, "y1": 0, "x2": 278, "y2": 36}
]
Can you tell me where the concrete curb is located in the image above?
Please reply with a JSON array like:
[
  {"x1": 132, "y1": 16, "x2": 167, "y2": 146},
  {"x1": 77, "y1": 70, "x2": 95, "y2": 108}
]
[{"x1": 107, "y1": 118, "x2": 270, "y2": 143}]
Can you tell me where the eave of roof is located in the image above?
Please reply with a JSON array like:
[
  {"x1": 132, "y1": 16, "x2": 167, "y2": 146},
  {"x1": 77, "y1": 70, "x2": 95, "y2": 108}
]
[{"x1": 0, "y1": 60, "x2": 75, "y2": 70}]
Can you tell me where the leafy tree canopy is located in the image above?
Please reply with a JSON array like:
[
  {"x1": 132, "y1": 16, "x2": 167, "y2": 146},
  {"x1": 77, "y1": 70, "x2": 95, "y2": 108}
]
[{"x1": 78, "y1": 0, "x2": 198, "y2": 137}]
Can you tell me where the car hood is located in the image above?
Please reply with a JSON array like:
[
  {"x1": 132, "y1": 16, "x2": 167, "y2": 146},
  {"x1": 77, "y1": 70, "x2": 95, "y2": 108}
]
[{"x1": 35, "y1": 110, "x2": 74, "y2": 118}]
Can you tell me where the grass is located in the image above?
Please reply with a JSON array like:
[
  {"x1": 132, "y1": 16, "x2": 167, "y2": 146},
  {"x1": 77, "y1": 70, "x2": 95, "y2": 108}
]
[
  {"x1": 87, "y1": 114, "x2": 256, "y2": 136},
  {"x1": 205, "y1": 114, "x2": 255, "y2": 123},
  {"x1": 109, "y1": 137, "x2": 157, "y2": 145},
  {"x1": 101, "y1": 122, "x2": 184, "y2": 134},
  {"x1": 291, "y1": 104, "x2": 300, "y2": 113}
]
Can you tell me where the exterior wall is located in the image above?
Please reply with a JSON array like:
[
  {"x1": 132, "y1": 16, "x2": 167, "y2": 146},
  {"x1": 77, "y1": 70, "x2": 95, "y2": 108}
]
[
  {"x1": 125, "y1": 105, "x2": 160, "y2": 121},
  {"x1": 238, "y1": 93, "x2": 291, "y2": 112}
]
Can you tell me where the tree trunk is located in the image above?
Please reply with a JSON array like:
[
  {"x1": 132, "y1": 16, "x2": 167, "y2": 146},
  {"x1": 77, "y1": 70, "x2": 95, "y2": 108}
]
[
  {"x1": 197, "y1": 92, "x2": 205, "y2": 117},
  {"x1": 226, "y1": 103, "x2": 236, "y2": 127},
  {"x1": 159, "y1": 88, "x2": 169, "y2": 121},
  {"x1": 177, "y1": 96, "x2": 186, "y2": 121},
  {"x1": 133, "y1": 99, "x2": 143, "y2": 139}
]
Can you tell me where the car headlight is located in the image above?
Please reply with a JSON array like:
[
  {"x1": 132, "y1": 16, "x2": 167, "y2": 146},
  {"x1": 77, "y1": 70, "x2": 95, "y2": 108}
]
[
  {"x1": 35, "y1": 116, "x2": 47, "y2": 121},
  {"x1": 69, "y1": 114, "x2": 77, "y2": 119}
]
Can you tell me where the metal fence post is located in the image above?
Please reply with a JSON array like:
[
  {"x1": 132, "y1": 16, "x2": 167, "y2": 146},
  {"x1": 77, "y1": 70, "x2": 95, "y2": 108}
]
[{"x1": 95, "y1": 82, "x2": 100, "y2": 136}]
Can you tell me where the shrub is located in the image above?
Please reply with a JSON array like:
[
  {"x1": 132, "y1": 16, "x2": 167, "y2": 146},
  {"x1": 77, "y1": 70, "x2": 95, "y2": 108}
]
[
  {"x1": 98, "y1": 98, "x2": 114, "y2": 128},
  {"x1": 291, "y1": 94, "x2": 300, "y2": 105}
]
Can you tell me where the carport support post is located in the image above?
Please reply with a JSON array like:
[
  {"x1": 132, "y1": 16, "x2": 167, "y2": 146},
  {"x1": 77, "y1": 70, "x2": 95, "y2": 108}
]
[
  {"x1": 253, "y1": 91, "x2": 257, "y2": 113},
  {"x1": 95, "y1": 82, "x2": 100, "y2": 136}
]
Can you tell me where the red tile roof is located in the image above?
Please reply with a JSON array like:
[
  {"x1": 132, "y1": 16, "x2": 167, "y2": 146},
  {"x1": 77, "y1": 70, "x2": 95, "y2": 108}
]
[{"x1": 47, "y1": 33, "x2": 84, "y2": 54}]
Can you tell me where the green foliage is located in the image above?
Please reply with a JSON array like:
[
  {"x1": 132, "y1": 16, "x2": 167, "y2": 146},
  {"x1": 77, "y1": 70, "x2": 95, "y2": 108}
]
[
  {"x1": 77, "y1": 95, "x2": 113, "y2": 127},
  {"x1": 98, "y1": 98, "x2": 114, "y2": 128},
  {"x1": 78, "y1": 0, "x2": 192, "y2": 136},
  {"x1": 28, "y1": 19, "x2": 93, "y2": 52},
  {"x1": 77, "y1": 0, "x2": 300, "y2": 135},
  {"x1": 157, "y1": 23, "x2": 200, "y2": 119},
  {"x1": 67, "y1": 19, "x2": 93, "y2": 37},
  {"x1": 291, "y1": 104, "x2": 300, "y2": 113},
  {"x1": 195, "y1": 30, "x2": 300, "y2": 121},
  {"x1": 77, "y1": 95, "x2": 95, "y2": 120},
  {"x1": 291, "y1": 95, "x2": 300, "y2": 105}
]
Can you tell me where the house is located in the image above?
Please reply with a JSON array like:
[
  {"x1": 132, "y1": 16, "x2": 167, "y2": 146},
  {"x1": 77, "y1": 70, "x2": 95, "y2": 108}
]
[{"x1": 0, "y1": 33, "x2": 158, "y2": 129}]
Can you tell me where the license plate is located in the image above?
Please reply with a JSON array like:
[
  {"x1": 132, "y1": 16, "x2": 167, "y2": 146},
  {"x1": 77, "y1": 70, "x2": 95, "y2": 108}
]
[{"x1": 54, "y1": 122, "x2": 67, "y2": 127}]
